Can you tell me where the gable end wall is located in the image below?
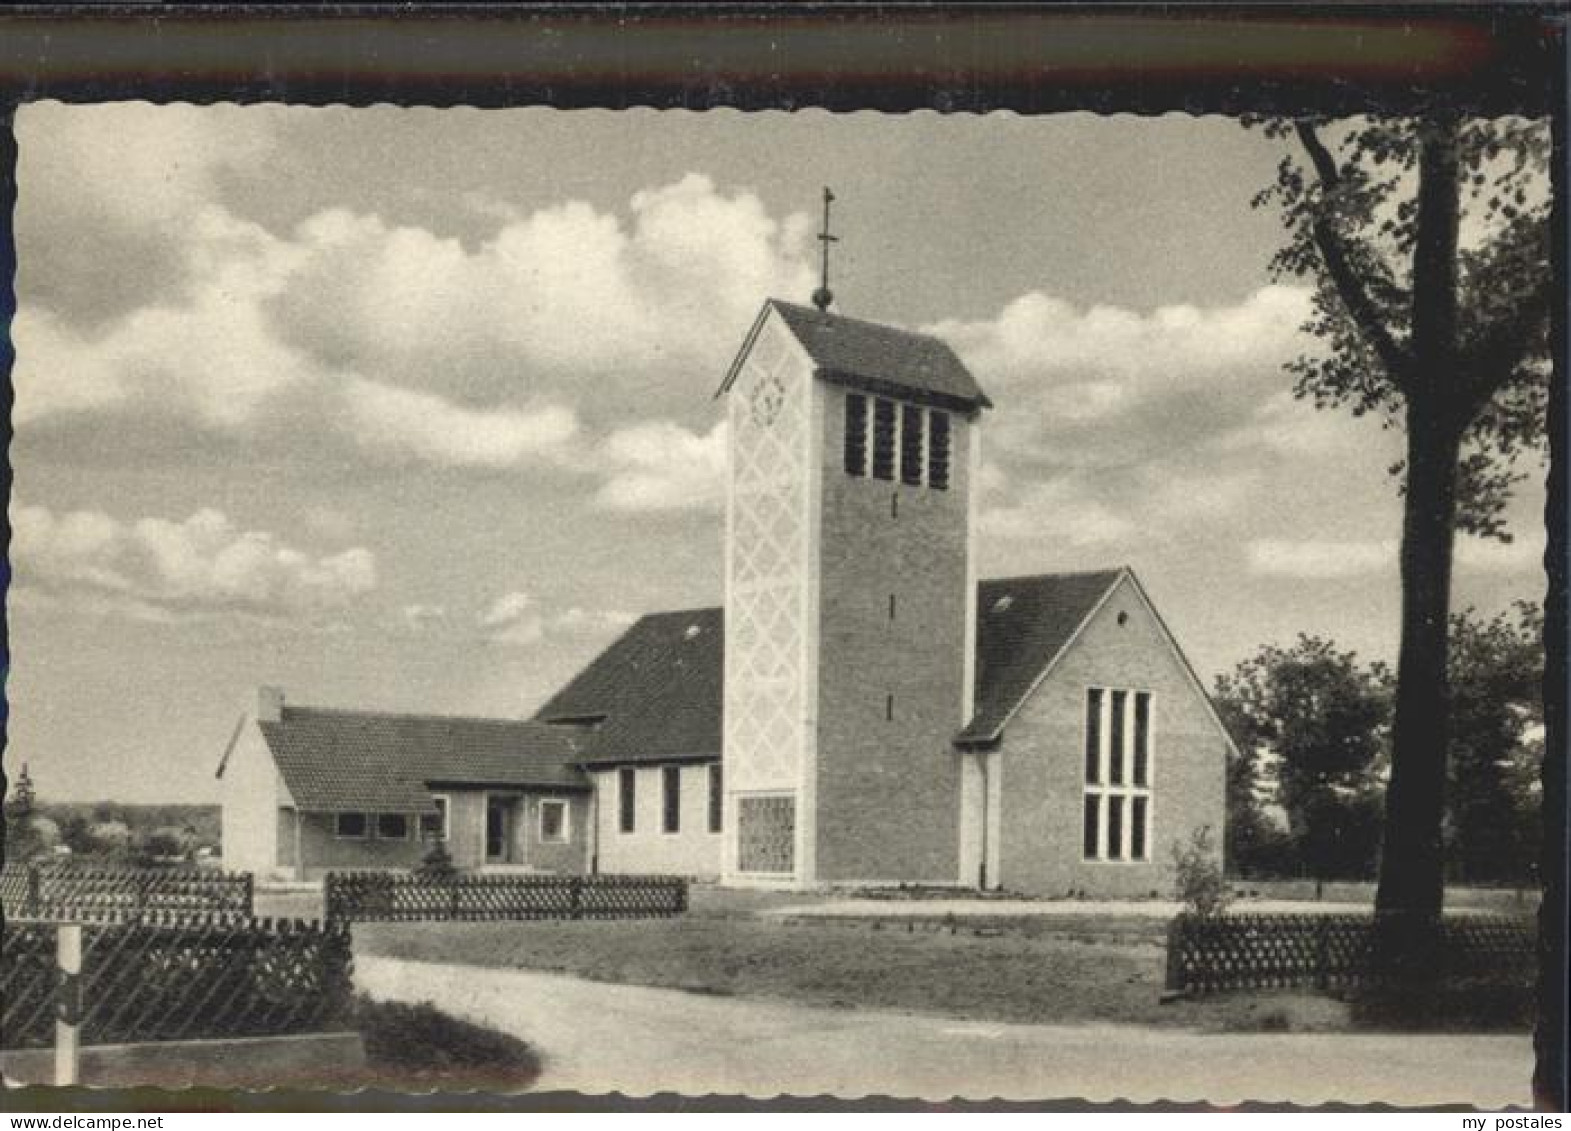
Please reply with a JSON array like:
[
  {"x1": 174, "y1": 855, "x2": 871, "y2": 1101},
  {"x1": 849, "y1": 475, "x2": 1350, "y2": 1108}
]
[{"x1": 996, "y1": 575, "x2": 1226, "y2": 897}]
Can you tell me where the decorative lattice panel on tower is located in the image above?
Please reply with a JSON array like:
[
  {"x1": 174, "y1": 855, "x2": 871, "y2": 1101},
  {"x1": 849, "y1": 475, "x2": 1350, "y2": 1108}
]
[
  {"x1": 725, "y1": 313, "x2": 812, "y2": 802},
  {"x1": 737, "y1": 795, "x2": 796, "y2": 875}
]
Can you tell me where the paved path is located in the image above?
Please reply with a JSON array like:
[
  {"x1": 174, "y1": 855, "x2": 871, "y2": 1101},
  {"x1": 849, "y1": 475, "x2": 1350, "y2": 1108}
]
[
  {"x1": 356, "y1": 956, "x2": 1532, "y2": 1106},
  {"x1": 758, "y1": 898, "x2": 1500, "y2": 920}
]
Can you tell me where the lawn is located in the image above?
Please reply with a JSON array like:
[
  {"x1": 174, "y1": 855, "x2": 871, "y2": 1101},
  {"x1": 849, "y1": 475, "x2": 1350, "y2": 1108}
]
[{"x1": 353, "y1": 897, "x2": 1357, "y2": 1033}]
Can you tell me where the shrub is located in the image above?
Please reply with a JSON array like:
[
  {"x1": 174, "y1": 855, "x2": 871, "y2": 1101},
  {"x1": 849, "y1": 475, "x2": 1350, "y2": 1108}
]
[
  {"x1": 351, "y1": 995, "x2": 541, "y2": 1089},
  {"x1": 416, "y1": 842, "x2": 458, "y2": 878},
  {"x1": 1172, "y1": 825, "x2": 1232, "y2": 919}
]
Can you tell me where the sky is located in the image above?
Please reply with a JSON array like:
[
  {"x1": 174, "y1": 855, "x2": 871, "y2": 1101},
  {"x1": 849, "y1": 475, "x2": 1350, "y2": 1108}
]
[{"x1": 4, "y1": 103, "x2": 1548, "y2": 804}]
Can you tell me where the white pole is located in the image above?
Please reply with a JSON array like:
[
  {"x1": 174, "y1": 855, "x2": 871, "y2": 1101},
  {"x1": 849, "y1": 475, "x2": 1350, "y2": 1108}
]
[{"x1": 54, "y1": 922, "x2": 82, "y2": 1086}]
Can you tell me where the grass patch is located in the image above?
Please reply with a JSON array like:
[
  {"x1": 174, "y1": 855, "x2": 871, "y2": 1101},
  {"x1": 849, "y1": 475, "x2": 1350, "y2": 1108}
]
[{"x1": 347, "y1": 994, "x2": 542, "y2": 1091}]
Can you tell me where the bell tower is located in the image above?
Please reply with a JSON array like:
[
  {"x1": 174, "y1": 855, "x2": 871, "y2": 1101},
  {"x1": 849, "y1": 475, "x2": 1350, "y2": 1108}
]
[{"x1": 716, "y1": 200, "x2": 990, "y2": 887}]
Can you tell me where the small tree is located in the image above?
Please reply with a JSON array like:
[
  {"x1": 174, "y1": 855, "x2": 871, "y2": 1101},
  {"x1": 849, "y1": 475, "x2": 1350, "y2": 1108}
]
[
  {"x1": 1172, "y1": 825, "x2": 1232, "y2": 920},
  {"x1": 417, "y1": 841, "x2": 458, "y2": 879},
  {"x1": 4, "y1": 764, "x2": 44, "y2": 863}
]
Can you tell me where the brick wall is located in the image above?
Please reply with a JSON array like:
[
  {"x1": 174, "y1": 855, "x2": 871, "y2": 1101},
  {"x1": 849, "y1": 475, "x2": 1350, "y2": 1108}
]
[
  {"x1": 995, "y1": 574, "x2": 1228, "y2": 897},
  {"x1": 811, "y1": 389, "x2": 976, "y2": 884}
]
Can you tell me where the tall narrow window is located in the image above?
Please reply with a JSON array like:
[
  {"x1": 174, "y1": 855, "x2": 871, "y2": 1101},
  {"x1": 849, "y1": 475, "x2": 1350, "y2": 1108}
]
[
  {"x1": 886, "y1": 694, "x2": 894, "y2": 721},
  {"x1": 900, "y1": 402, "x2": 925, "y2": 485},
  {"x1": 1133, "y1": 692, "x2": 1151, "y2": 787},
  {"x1": 708, "y1": 764, "x2": 723, "y2": 834},
  {"x1": 888, "y1": 593, "x2": 897, "y2": 621},
  {"x1": 844, "y1": 393, "x2": 868, "y2": 477},
  {"x1": 928, "y1": 410, "x2": 951, "y2": 490},
  {"x1": 1109, "y1": 689, "x2": 1127, "y2": 785},
  {"x1": 662, "y1": 765, "x2": 681, "y2": 834},
  {"x1": 1085, "y1": 688, "x2": 1103, "y2": 783},
  {"x1": 871, "y1": 397, "x2": 897, "y2": 481},
  {"x1": 1084, "y1": 687, "x2": 1153, "y2": 862},
  {"x1": 1082, "y1": 794, "x2": 1100, "y2": 859},
  {"x1": 618, "y1": 767, "x2": 636, "y2": 833}
]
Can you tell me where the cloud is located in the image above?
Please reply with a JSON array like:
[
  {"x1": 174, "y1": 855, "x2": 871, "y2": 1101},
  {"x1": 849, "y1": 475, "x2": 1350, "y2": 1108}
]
[
  {"x1": 1246, "y1": 538, "x2": 1397, "y2": 579},
  {"x1": 343, "y1": 378, "x2": 580, "y2": 469},
  {"x1": 478, "y1": 591, "x2": 633, "y2": 647},
  {"x1": 594, "y1": 419, "x2": 728, "y2": 512},
  {"x1": 981, "y1": 477, "x2": 1136, "y2": 547},
  {"x1": 928, "y1": 285, "x2": 1314, "y2": 472},
  {"x1": 1456, "y1": 532, "x2": 1547, "y2": 575},
  {"x1": 396, "y1": 604, "x2": 448, "y2": 633},
  {"x1": 10, "y1": 502, "x2": 377, "y2": 623}
]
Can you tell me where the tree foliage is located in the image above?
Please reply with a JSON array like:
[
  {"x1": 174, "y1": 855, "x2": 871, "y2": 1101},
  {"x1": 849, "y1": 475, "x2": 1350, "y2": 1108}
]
[{"x1": 1214, "y1": 636, "x2": 1390, "y2": 883}]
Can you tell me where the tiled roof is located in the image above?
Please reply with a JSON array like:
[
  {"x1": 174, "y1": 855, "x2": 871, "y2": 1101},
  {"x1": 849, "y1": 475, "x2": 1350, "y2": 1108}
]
[
  {"x1": 958, "y1": 570, "x2": 1126, "y2": 745},
  {"x1": 535, "y1": 608, "x2": 724, "y2": 766},
  {"x1": 260, "y1": 706, "x2": 588, "y2": 813},
  {"x1": 533, "y1": 571, "x2": 1125, "y2": 763},
  {"x1": 721, "y1": 299, "x2": 991, "y2": 410}
]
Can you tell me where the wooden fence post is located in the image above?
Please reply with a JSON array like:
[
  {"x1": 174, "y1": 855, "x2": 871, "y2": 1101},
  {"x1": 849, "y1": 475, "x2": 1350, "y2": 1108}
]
[
  {"x1": 26, "y1": 862, "x2": 42, "y2": 917},
  {"x1": 54, "y1": 922, "x2": 83, "y2": 1086},
  {"x1": 242, "y1": 872, "x2": 255, "y2": 917},
  {"x1": 569, "y1": 877, "x2": 584, "y2": 920}
]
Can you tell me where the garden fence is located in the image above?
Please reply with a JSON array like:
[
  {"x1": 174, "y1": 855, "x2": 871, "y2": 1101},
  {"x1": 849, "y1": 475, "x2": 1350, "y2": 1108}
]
[
  {"x1": 1, "y1": 914, "x2": 353, "y2": 1050},
  {"x1": 1165, "y1": 912, "x2": 1536, "y2": 995},
  {"x1": 324, "y1": 871, "x2": 687, "y2": 922},
  {"x1": 0, "y1": 861, "x2": 253, "y2": 922}
]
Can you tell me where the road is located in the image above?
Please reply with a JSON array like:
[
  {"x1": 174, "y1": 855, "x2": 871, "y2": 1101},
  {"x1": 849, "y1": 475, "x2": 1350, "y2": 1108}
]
[{"x1": 355, "y1": 955, "x2": 1533, "y2": 1107}]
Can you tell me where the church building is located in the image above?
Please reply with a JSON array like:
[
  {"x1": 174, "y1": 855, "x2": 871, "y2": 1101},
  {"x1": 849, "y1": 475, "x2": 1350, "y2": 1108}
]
[{"x1": 220, "y1": 289, "x2": 1231, "y2": 896}]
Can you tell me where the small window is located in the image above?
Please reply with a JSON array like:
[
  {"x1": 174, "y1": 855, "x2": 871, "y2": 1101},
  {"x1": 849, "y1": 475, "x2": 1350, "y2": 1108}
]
[
  {"x1": 618, "y1": 767, "x2": 636, "y2": 834},
  {"x1": 888, "y1": 593, "x2": 896, "y2": 621},
  {"x1": 928, "y1": 410, "x2": 951, "y2": 490},
  {"x1": 708, "y1": 764, "x2": 723, "y2": 834},
  {"x1": 885, "y1": 694, "x2": 894, "y2": 721},
  {"x1": 1131, "y1": 797, "x2": 1148, "y2": 861},
  {"x1": 1082, "y1": 795, "x2": 1100, "y2": 859},
  {"x1": 376, "y1": 813, "x2": 410, "y2": 841},
  {"x1": 1133, "y1": 693, "x2": 1151, "y2": 787},
  {"x1": 871, "y1": 398, "x2": 896, "y2": 481},
  {"x1": 662, "y1": 765, "x2": 681, "y2": 834},
  {"x1": 1085, "y1": 688, "x2": 1103, "y2": 784},
  {"x1": 335, "y1": 812, "x2": 368, "y2": 839},
  {"x1": 844, "y1": 393, "x2": 868, "y2": 477},
  {"x1": 900, "y1": 402, "x2": 924, "y2": 485},
  {"x1": 539, "y1": 799, "x2": 568, "y2": 843},
  {"x1": 420, "y1": 797, "x2": 449, "y2": 841},
  {"x1": 1107, "y1": 796, "x2": 1125, "y2": 860}
]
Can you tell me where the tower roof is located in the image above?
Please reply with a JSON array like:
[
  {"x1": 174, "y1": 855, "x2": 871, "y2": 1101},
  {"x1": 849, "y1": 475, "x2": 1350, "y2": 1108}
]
[{"x1": 719, "y1": 298, "x2": 992, "y2": 411}]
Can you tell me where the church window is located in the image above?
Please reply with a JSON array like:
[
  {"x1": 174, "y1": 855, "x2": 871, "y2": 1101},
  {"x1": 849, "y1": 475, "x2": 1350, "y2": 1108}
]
[
  {"x1": 738, "y1": 795, "x2": 795, "y2": 874},
  {"x1": 886, "y1": 694, "x2": 894, "y2": 721},
  {"x1": 928, "y1": 410, "x2": 952, "y2": 490},
  {"x1": 1083, "y1": 687, "x2": 1153, "y2": 861},
  {"x1": 618, "y1": 767, "x2": 636, "y2": 834},
  {"x1": 900, "y1": 403, "x2": 925, "y2": 485},
  {"x1": 708, "y1": 764, "x2": 723, "y2": 834},
  {"x1": 889, "y1": 593, "x2": 896, "y2": 621},
  {"x1": 662, "y1": 766, "x2": 681, "y2": 834},
  {"x1": 844, "y1": 393, "x2": 868, "y2": 477},
  {"x1": 871, "y1": 398, "x2": 897, "y2": 481}
]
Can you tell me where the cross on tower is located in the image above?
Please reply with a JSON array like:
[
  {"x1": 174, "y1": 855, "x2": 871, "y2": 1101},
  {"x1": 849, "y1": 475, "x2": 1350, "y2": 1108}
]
[{"x1": 812, "y1": 187, "x2": 838, "y2": 313}]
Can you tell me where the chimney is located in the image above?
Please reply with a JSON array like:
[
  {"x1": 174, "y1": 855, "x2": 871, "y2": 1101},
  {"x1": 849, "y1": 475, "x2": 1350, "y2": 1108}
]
[{"x1": 258, "y1": 685, "x2": 285, "y2": 723}]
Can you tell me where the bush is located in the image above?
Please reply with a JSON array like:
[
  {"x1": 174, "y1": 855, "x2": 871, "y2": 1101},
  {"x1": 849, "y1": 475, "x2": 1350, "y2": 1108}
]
[
  {"x1": 351, "y1": 995, "x2": 541, "y2": 1089},
  {"x1": 416, "y1": 842, "x2": 458, "y2": 878},
  {"x1": 1173, "y1": 825, "x2": 1232, "y2": 919}
]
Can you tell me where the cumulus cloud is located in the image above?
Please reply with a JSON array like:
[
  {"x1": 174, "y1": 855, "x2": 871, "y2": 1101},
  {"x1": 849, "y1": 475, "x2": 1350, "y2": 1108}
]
[
  {"x1": 10, "y1": 503, "x2": 377, "y2": 623},
  {"x1": 594, "y1": 420, "x2": 728, "y2": 512},
  {"x1": 1246, "y1": 538, "x2": 1397, "y2": 579},
  {"x1": 478, "y1": 590, "x2": 633, "y2": 647},
  {"x1": 343, "y1": 378, "x2": 580, "y2": 469}
]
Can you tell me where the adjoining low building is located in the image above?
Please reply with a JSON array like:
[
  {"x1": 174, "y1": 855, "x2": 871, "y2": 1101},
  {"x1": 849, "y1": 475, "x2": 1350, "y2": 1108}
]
[{"x1": 217, "y1": 688, "x2": 589, "y2": 881}]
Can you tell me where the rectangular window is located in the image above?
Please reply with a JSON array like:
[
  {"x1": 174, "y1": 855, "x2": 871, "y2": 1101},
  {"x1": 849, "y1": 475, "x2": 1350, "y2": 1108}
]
[
  {"x1": 871, "y1": 397, "x2": 897, "y2": 481},
  {"x1": 886, "y1": 693, "x2": 894, "y2": 721},
  {"x1": 1084, "y1": 687, "x2": 1153, "y2": 862},
  {"x1": 844, "y1": 393, "x2": 868, "y2": 477},
  {"x1": 1084, "y1": 688, "x2": 1103, "y2": 783},
  {"x1": 420, "y1": 796, "x2": 449, "y2": 841},
  {"x1": 1107, "y1": 796, "x2": 1125, "y2": 860},
  {"x1": 375, "y1": 813, "x2": 409, "y2": 840},
  {"x1": 738, "y1": 795, "x2": 795, "y2": 874},
  {"x1": 899, "y1": 402, "x2": 924, "y2": 485},
  {"x1": 539, "y1": 799, "x2": 568, "y2": 843},
  {"x1": 928, "y1": 410, "x2": 951, "y2": 490},
  {"x1": 708, "y1": 764, "x2": 723, "y2": 834},
  {"x1": 889, "y1": 593, "x2": 896, "y2": 621},
  {"x1": 662, "y1": 765, "x2": 681, "y2": 834},
  {"x1": 1133, "y1": 692, "x2": 1151, "y2": 787},
  {"x1": 335, "y1": 812, "x2": 367, "y2": 839},
  {"x1": 618, "y1": 767, "x2": 636, "y2": 834}
]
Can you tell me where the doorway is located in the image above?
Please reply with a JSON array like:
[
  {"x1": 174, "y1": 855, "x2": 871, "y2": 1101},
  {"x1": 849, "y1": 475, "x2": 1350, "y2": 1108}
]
[{"x1": 485, "y1": 796, "x2": 517, "y2": 864}]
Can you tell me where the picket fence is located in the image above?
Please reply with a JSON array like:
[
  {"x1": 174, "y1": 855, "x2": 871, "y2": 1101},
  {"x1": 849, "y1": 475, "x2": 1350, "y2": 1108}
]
[
  {"x1": 1, "y1": 914, "x2": 354, "y2": 1051},
  {"x1": 324, "y1": 871, "x2": 688, "y2": 921},
  {"x1": 1165, "y1": 912, "x2": 1536, "y2": 995},
  {"x1": 0, "y1": 861, "x2": 254, "y2": 922}
]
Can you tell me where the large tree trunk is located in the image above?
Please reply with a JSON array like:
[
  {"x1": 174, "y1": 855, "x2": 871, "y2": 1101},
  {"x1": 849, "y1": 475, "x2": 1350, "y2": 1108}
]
[{"x1": 1373, "y1": 116, "x2": 1462, "y2": 948}]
